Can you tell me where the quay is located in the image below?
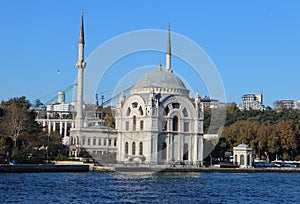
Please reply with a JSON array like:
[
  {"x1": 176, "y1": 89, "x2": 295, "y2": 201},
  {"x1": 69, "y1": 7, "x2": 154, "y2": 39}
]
[
  {"x1": 0, "y1": 164, "x2": 89, "y2": 173},
  {"x1": 97, "y1": 165, "x2": 300, "y2": 173},
  {"x1": 2, "y1": 163, "x2": 300, "y2": 173}
]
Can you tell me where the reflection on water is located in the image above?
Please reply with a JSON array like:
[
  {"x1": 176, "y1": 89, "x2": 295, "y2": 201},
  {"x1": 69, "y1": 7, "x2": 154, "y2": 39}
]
[{"x1": 1, "y1": 172, "x2": 300, "y2": 203}]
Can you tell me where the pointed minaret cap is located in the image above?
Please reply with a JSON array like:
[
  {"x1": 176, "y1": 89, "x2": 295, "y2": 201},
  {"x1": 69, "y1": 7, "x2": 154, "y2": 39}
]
[{"x1": 79, "y1": 10, "x2": 85, "y2": 45}]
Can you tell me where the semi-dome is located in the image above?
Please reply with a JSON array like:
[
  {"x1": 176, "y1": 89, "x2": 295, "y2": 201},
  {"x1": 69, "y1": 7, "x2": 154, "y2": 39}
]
[{"x1": 134, "y1": 70, "x2": 187, "y2": 90}]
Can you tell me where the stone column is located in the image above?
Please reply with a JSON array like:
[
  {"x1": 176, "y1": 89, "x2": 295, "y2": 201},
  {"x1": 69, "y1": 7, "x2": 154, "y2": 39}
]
[
  {"x1": 193, "y1": 134, "x2": 198, "y2": 165},
  {"x1": 180, "y1": 136, "x2": 184, "y2": 162},
  {"x1": 59, "y1": 121, "x2": 63, "y2": 135},
  {"x1": 199, "y1": 135, "x2": 204, "y2": 166},
  {"x1": 151, "y1": 134, "x2": 158, "y2": 163},
  {"x1": 48, "y1": 121, "x2": 51, "y2": 134},
  {"x1": 169, "y1": 134, "x2": 173, "y2": 162},
  {"x1": 166, "y1": 135, "x2": 169, "y2": 163},
  {"x1": 64, "y1": 121, "x2": 68, "y2": 137}
]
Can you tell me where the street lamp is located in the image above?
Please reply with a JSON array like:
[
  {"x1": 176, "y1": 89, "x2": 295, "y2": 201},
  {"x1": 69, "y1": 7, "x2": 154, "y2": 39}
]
[{"x1": 46, "y1": 133, "x2": 50, "y2": 163}]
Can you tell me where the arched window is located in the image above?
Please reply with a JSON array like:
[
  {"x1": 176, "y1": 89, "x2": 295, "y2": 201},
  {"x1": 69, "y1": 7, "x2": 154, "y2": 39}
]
[
  {"x1": 133, "y1": 116, "x2": 136, "y2": 131},
  {"x1": 140, "y1": 120, "x2": 144, "y2": 130},
  {"x1": 183, "y1": 143, "x2": 188, "y2": 160},
  {"x1": 172, "y1": 103, "x2": 180, "y2": 109},
  {"x1": 139, "y1": 106, "x2": 143, "y2": 115},
  {"x1": 161, "y1": 142, "x2": 167, "y2": 160},
  {"x1": 165, "y1": 106, "x2": 170, "y2": 115},
  {"x1": 132, "y1": 142, "x2": 136, "y2": 155},
  {"x1": 182, "y1": 108, "x2": 188, "y2": 117},
  {"x1": 139, "y1": 142, "x2": 143, "y2": 155},
  {"x1": 125, "y1": 142, "x2": 128, "y2": 157},
  {"x1": 126, "y1": 107, "x2": 131, "y2": 116},
  {"x1": 173, "y1": 116, "x2": 178, "y2": 131},
  {"x1": 132, "y1": 102, "x2": 138, "y2": 108},
  {"x1": 240, "y1": 154, "x2": 245, "y2": 165}
]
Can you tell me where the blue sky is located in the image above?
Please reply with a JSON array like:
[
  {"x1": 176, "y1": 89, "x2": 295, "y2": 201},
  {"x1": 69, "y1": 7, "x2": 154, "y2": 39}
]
[{"x1": 1, "y1": 1, "x2": 300, "y2": 107}]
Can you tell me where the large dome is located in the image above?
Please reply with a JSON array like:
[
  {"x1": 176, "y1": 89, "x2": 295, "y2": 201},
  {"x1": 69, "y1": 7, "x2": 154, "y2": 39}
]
[{"x1": 134, "y1": 70, "x2": 187, "y2": 90}]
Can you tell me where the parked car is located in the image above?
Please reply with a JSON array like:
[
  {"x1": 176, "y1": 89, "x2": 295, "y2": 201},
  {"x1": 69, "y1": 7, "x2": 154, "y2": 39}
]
[{"x1": 281, "y1": 163, "x2": 297, "y2": 168}]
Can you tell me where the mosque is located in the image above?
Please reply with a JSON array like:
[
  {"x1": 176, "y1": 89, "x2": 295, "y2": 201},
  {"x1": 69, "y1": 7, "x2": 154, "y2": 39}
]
[{"x1": 68, "y1": 13, "x2": 212, "y2": 166}]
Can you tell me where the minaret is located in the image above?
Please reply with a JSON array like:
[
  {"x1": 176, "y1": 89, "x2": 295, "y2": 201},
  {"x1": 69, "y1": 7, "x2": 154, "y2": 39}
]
[
  {"x1": 75, "y1": 11, "x2": 86, "y2": 128},
  {"x1": 166, "y1": 24, "x2": 172, "y2": 72}
]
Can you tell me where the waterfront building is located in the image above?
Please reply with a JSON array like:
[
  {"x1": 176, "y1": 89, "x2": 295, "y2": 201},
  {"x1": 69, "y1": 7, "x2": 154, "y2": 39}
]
[
  {"x1": 233, "y1": 144, "x2": 253, "y2": 168},
  {"x1": 113, "y1": 25, "x2": 204, "y2": 165},
  {"x1": 242, "y1": 94, "x2": 264, "y2": 110},
  {"x1": 37, "y1": 13, "x2": 219, "y2": 166}
]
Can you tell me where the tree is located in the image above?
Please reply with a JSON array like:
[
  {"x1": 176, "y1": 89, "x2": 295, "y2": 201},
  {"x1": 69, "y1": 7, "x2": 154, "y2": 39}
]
[
  {"x1": 275, "y1": 120, "x2": 297, "y2": 159},
  {"x1": 0, "y1": 97, "x2": 32, "y2": 147}
]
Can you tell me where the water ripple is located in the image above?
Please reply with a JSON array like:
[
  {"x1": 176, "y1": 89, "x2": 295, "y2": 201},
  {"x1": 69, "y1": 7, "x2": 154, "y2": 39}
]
[{"x1": 1, "y1": 172, "x2": 300, "y2": 203}]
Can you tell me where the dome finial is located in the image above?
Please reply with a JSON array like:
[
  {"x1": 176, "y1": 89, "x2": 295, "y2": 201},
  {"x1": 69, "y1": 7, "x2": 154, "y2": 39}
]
[{"x1": 158, "y1": 60, "x2": 162, "y2": 71}]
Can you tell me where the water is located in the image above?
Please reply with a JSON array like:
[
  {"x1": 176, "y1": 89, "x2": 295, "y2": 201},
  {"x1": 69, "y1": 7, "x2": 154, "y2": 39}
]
[{"x1": 1, "y1": 172, "x2": 300, "y2": 203}]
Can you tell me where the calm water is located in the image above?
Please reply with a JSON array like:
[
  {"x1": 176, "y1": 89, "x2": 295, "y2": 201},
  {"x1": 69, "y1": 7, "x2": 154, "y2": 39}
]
[{"x1": 1, "y1": 172, "x2": 300, "y2": 203}]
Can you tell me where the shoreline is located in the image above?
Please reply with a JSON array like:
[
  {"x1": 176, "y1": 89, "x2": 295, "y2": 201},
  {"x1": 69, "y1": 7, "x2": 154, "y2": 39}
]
[
  {"x1": 1, "y1": 164, "x2": 300, "y2": 173},
  {"x1": 0, "y1": 164, "x2": 89, "y2": 173}
]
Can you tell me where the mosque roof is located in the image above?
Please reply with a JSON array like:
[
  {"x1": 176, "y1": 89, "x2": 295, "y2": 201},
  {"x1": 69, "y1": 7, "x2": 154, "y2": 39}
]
[{"x1": 134, "y1": 70, "x2": 187, "y2": 90}]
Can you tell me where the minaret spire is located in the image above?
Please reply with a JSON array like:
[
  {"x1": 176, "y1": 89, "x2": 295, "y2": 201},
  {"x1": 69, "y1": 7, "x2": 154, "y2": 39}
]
[
  {"x1": 166, "y1": 23, "x2": 172, "y2": 72},
  {"x1": 79, "y1": 10, "x2": 85, "y2": 46},
  {"x1": 75, "y1": 11, "x2": 87, "y2": 129}
]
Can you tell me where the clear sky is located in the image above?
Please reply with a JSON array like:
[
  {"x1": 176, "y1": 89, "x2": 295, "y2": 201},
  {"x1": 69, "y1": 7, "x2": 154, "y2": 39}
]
[{"x1": 1, "y1": 1, "x2": 300, "y2": 107}]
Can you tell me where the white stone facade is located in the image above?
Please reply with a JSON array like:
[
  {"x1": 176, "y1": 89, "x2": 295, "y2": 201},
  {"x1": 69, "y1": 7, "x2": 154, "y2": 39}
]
[
  {"x1": 233, "y1": 144, "x2": 253, "y2": 168},
  {"x1": 115, "y1": 70, "x2": 204, "y2": 165}
]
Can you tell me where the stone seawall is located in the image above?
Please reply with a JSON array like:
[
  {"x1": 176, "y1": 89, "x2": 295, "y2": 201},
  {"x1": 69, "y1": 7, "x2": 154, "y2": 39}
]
[{"x1": 0, "y1": 164, "x2": 89, "y2": 173}]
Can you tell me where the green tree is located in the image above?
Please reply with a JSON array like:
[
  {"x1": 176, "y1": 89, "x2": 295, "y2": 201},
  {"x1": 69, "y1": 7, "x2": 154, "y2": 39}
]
[{"x1": 275, "y1": 120, "x2": 297, "y2": 159}]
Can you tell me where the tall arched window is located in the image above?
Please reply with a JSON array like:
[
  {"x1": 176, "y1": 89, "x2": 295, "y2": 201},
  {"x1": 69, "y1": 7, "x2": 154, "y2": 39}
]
[
  {"x1": 240, "y1": 154, "x2": 245, "y2": 165},
  {"x1": 183, "y1": 143, "x2": 188, "y2": 160},
  {"x1": 139, "y1": 106, "x2": 143, "y2": 115},
  {"x1": 140, "y1": 120, "x2": 144, "y2": 130},
  {"x1": 125, "y1": 142, "x2": 128, "y2": 157},
  {"x1": 161, "y1": 142, "x2": 167, "y2": 160},
  {"x1": 132, "y1": 142, "x2": 136, "y2": 155},
  {"x1": 172, "y1": 116, "x2": 178, "y2": 131},
  {"x1": 139, "y1": 142, "x2": 143, "y2": 155},
  {"x1": 133, "y1": 116, "x2": 136, "y2": 131}
]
